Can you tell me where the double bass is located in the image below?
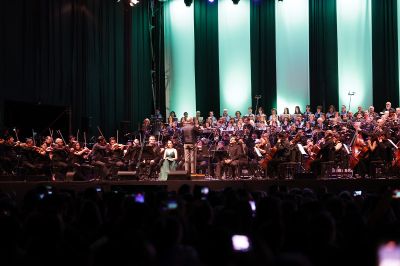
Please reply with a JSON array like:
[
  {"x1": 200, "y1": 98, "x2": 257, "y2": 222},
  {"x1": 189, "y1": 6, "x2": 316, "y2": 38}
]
[
  {"x1": 259, "y1": 146, "x2": 277, "y2": 169},
  {"x1": 349, "y1": 132, "x2": 369, "y2": 169}
]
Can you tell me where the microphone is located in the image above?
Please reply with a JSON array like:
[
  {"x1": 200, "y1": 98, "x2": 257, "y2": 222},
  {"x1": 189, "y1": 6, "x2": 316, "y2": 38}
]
[{"x1": 254, "y1": 95, "x2": 262, "y2": 99}]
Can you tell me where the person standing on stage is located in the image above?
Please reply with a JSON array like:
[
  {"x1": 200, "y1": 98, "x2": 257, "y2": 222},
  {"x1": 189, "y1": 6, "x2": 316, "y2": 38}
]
[
  {"x1": 182, "y1": 117, "x2": 200, "y2": 174},
  {"x1": 159, "y1": 140, "x2": 178, "y2": 180}
]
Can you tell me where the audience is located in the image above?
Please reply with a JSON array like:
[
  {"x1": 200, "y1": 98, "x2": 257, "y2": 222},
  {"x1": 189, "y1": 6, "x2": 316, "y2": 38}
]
[{"x1": 0, "y1": 185, "x2": 399, "y2": 266}]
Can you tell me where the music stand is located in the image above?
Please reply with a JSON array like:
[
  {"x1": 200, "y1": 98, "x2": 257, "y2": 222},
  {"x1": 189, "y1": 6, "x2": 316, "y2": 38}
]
[{"x1": 141, "y1": 145, "x2": 156, "y2": 161}]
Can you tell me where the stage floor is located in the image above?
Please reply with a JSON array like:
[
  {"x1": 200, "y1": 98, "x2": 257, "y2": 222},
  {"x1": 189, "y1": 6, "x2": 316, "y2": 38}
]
[{"x1": 1, "y1": 176, "x2": 400, "y2": 203}]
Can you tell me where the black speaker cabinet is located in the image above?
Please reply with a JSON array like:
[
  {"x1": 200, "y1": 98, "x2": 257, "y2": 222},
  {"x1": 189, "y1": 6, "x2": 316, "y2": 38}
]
[
  {"x1": 117, "y1": 171, "x2": 138, "y2": 180},
  {"x1": 168, "y1": 170, "x2": 190, "y2": 180}
]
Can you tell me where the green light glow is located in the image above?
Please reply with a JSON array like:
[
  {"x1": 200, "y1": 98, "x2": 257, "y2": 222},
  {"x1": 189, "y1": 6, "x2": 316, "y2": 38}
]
[
  {"x1": 164, "y1": 0, "x2": 196, "y2": 118},
  {"x1": 218, "y1": 0, "x2": 251, "y2": 116},
  {"x1": 337, "y1": 0, "x2": 372, "y2": 112},
  {"x1": 275, "y1": 0, "x2": 310, "y2": 114}
]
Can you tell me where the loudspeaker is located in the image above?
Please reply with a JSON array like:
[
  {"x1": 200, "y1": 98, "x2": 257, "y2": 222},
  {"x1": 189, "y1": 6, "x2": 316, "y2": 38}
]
[
  {"x1": 168, "y1": 170, "x2": 190, "y2": 180},
  {"x1": 190, "y1": 174, "x2": 205, "y2": 180},
  {"x1": 117, "y1": 171, "x2": 138, "y2": 180},
  {"x1": 294, "y1": 173, "x2": 317, "y2": 179}
]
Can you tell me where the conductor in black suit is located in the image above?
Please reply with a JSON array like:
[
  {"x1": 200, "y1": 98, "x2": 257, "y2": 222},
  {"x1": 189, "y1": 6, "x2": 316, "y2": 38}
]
[{"x1": 182, "y1": 117, "x2": 200, "y2": 174}]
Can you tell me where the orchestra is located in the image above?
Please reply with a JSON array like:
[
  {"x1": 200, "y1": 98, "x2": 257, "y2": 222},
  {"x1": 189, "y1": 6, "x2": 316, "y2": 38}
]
[{"x1": 2, "y1": 101, "x2": 400, "y2": 181}]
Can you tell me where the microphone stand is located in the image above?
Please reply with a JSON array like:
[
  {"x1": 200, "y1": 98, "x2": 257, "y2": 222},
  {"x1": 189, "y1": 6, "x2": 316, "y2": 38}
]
[
  {"x1": 254, "y1": 95, "x2": 261, "y2": 118},
  {"x1": 348, "y1": 91, "x2": 355, "y2": 112}
]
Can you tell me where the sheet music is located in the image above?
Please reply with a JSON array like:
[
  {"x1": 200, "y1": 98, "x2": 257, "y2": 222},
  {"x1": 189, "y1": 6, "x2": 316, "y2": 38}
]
[
  {"x1": 254, "y1": 147, "x2": 262, "y2": 157},
  {"x1": 343, "y1": 144, "x2": 351, "y2": 155},
  {"x1": 297, "y1": 144, "x2": 307, "y2": 155},
  {"x1": 388, "y1": 139, "x2": 398, "y2": 149}
]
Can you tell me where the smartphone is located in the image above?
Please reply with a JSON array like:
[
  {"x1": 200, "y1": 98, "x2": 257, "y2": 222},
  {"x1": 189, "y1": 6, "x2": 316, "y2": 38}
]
[
  {"x1": 134, "y1": 193, "x2": 145, "y2": 203},
  {"x1": 201, "y1": 187, "x2": 209, "y2": 195},
  {"x1": 249, "y1": 200, "x2": 256, "y2": 212},
  {"x1": 167, "y1": 200, "x2": 178, "y2": 210},
  {"x1": 392, "y1": 190, "x2": 400, "y2": 199},
  {"x1": 39, "y1": 193, "x2": 45, "y2": 200},
  {"x1": 378, "y1": 241, "x2": 400, "y2": 266},
  {"x1": 96, "y1": 187, "x2": 102, "y2": 193},
  {"x1": 353, "y1": 190, "x2": 362, "y2": 196},
  {"x1": 232, "y1": 235, "x2": 251, "y2": 252}
]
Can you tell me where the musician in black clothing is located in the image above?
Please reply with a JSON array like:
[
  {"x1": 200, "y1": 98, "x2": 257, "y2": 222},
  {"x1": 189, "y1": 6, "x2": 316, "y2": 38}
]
[
  {"x1": 0, "y1": 136, "x2": 20, "y2": 175},
  {"x1": 138, "y1": 135, "x2": 162, "y2": 179},
  {"x1": 310, "y1": 130, "x2": 335, "y2": 177},
  {"x1": 215, "y1": 137, "x2": 241, "y2": 179},
  {"x1": 91, "y1": 136, "x2": 110, "y2": 180},
  {"x1": 52, "y1": 138, "x2": 70, "y2": 180},
  {"x1": 182, "y1": 118, "x2": 200, "y2": 174},
  {"x1": 267, "y1": 132, "x2": 290, "y2": 178},
  {"x1": 20, "y1": 138, "x2": 42, "y2": 174}
]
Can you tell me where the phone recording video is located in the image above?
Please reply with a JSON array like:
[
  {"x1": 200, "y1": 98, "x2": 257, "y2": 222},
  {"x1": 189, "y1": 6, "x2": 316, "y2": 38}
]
[
  {"x1": 96, "y1": 187, "x2": 102, "y2": 193},
  {"x1": 249, "y1": 200, "x2": 256, "y2": 212},
  {"x1": 392, "y1": 190, "x2": 400, "y2": 199},
  {"x1": 232, "y1": 235, "x2": 251, "y2": 252},
  {"x1": 378, "y1": 241, "x2": 400, "y2": 266},
  {"x1": 134, "y1": 193, "x2": 145, "y2": 203},
  {"x1": 167, "y1": 200, "x2": 178, "y2": 210},
  {"x1": 353, "y1": 190, "x2": 362, "y2": 196},
  {"x1": 201, "y1": 187, "x2": 209, "y2": 195}
]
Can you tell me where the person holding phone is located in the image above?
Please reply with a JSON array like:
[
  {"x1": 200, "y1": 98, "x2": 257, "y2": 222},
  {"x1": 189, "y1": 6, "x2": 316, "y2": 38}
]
[{"x1": 159, "y1": 140, "x2": 178, "y2": 180}]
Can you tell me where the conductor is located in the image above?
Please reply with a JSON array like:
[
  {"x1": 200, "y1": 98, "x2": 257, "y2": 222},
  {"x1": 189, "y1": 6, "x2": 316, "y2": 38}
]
[{"x1": 182, "y1": 117, "x2": 200, "y2": 174}]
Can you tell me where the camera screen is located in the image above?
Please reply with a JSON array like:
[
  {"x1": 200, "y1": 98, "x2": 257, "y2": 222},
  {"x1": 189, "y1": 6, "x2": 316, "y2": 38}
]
[
  {"x1": 249, "y1": 201, "x2": 256, "y2": 212},
  {"x1": 201, "y1": 187, "x2": 209, "y2": 195},
  {"x1": 392, "y1": 190, "x2": 400, "y2": 199},
  {"x1": 353, "y1": 190, "x2": 362, "y2": 196},
  {"x1": 232, "y1": 235, "x2": 251, "y2": 252},
  {"x1": 135, "y1": 193, "x2": 145, "y2": 203},
  {"x1": 167, "y1": 200, "x2": 178, "y2": 210},
  {"x1": 378, "y1": 241, "x2": 400, "y2": 266}
]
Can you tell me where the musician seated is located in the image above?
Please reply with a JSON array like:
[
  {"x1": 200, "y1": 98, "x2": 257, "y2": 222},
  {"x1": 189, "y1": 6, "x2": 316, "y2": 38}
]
[
  {"x1": 51, "y1": 138, "x2": 70, "y2": 180},
  {"x1": 310, "y1": 130, "x2": 336, "y2": 177},
  {"x1": 267, "y1": 132, "x2": 290, "y2": 179},
  {"x1": 19, "y1": 138, "x2": 43, "y2": 175},
  {"x1": 70, "y1": 141, "x2": 91, "y2": 180},
  {"x1": 215, "y1": 137, "x2": 241, "y2": 180},
  {"x1": 0, "y1": 136, "x2": 20, "y2": 175},
  {"x1": 91, "y1": 136, "x2": 111, "y2": 180},
  {"x1": 196, "y1": 138, "x2": 210, "y2": 174},
  {"x1": 237, "y1": 138, "x2": 249, "y2": 177},
  {"x1": 108, "y1": 137, "x2": 126, "y2": 176},
  {"x1": 138, "y1": 135, "x2": 162, "y2": 179},
  {"x1": 124, "y1": 139, "x2": 140, "y2": 171}
]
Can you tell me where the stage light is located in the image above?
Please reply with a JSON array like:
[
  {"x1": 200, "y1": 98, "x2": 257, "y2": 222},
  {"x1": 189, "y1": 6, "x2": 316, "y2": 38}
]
[
  {"x1": 184, "y1": 0, "x2": 193, "y2": 6},
  {"x1": 232, "y1": 0, "x2": 240, "y2": 4},
  {"x1": 129, "y1": 0, "x2": 139, "y2": 6},
  {"x1": 209, "y1": 0, "x2": 214, "y2": 3}
]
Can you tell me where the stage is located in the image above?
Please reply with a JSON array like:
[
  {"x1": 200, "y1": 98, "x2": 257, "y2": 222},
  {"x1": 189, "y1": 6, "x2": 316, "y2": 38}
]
[{"x1": 1, "y1": 176, "x2": 400, "y2": 203}]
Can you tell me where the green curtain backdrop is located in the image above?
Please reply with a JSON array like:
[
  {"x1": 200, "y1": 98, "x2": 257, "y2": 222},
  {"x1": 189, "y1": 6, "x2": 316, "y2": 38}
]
[
  {"x1": 337, "y1": 0, "x2": 372, "y2": 112},
  {"x1": 309, "y1": 0, "x2": 339, "y2": 111},
  {"x1": 194, "y1": 0, "x2": 220, "y2": 117},
  {"x1": 275, "y1": 0, "x2": 310, "y2": 114},
  {"x1": 372, "y1": 0, "x2": 399, "y2": 109},
  {"x1": 250, "y1": 0, "x2": 277, "y2": 113},
  {"x1": 0, "y1": 0, "x2": 153, "y2": 137},
  {"x1": 218, "y1": 0, "x2": 251, "y2": 115},
  {"x1": 164, "y1": 0, "x2": 196, "y2": 118}
]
